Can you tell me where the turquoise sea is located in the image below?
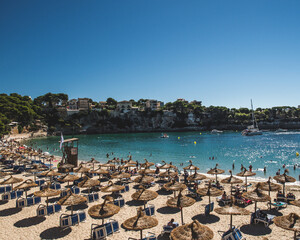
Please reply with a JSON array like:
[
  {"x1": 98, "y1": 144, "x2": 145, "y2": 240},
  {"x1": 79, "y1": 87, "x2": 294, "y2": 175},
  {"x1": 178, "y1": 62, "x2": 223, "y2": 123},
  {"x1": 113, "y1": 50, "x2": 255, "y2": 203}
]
[{"x1": 24, "y1": 131, "x2": 300, "y2": 180}]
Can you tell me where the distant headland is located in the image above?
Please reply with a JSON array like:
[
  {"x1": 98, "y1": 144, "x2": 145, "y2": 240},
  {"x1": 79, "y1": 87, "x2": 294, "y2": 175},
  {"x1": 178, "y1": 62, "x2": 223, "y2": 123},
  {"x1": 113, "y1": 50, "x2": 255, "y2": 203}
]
[{"x1": 1, "y1": 93, "x2": 300, "y2": 137}]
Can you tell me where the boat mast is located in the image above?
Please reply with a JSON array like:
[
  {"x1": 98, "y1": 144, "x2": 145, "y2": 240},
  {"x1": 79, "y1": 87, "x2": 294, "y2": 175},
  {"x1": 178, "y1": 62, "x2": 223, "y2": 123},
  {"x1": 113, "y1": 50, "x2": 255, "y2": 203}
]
[{"x1": 251, "y1": 99, "x2": 255, "y2": 127}]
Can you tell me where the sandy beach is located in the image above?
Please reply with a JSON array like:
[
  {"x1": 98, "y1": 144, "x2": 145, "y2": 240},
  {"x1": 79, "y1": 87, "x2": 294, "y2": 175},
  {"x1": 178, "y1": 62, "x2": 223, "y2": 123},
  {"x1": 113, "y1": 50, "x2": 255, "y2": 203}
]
[{"x1": 0, "y1": 133, "x2": 299, "y2": 240}]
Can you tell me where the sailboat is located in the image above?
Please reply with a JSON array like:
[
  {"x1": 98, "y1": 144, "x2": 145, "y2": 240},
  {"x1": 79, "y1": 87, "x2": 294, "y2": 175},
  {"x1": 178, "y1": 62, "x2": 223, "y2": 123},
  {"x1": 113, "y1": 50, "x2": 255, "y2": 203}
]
[{"x1": 241, "y1": 100, "x2": 262, "y2": 136}]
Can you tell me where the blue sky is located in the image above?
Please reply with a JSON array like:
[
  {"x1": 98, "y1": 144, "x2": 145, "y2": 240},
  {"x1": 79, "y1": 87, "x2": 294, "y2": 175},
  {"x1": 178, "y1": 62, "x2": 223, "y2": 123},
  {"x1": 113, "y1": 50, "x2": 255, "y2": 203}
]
[{"x1": 1, "y1": 0, "x2": 300, "y2": 108}]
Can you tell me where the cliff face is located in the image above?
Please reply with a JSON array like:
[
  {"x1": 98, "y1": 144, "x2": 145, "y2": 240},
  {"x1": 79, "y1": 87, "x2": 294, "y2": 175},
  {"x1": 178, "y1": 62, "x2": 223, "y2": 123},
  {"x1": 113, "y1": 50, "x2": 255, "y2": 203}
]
[{"x1": 55, "y1": 109, "x2": 300, "y2": 135}]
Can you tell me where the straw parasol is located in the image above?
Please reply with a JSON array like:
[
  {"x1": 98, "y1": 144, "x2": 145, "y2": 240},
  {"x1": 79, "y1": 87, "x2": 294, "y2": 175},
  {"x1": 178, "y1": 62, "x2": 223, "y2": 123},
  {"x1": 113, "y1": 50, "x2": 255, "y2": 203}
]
[
  {"x1": 59, "y1": 163, "x2": 75, "y2": 170},
  {"x1": 170, "y1": 219, "x2": 214, "y2": 240},
  {"x1": 123, "y1": 207, "x2": 158, "y2": 240},
  {"x1": 74, "y1": 164, "x2": 90, "y2": 176},
  {"x1": 159, "y1": 161, "x2": 176, "y2": 169},
  {"x1": 0, "y1": 171, "x2": 7, "y2": 178},
  {"x1": 257, "y1": 177, "x2": 281, "y2": 209},
  {"x1": 140, "y1": 159, "x2": 154, "y2": 169},
  {"x1": 134, "y1": 175, "x2": 154, "y2": 185},
  {"x1": 273, "y1": 169, "x2": 296, "y2": 196},
  {"x1": 91, "y1": 168, "x2": 109, "y2": 180},
  {"x1": 138, "y1": 169, "x2": 155, "y2": 175},
  {"x1": 34, "y1": 186, "x2": 61, "y2": 206},
  {"x1": 274, "y1": 213, "x2": 300, "y2": 240},
  {"x1": 183, "y1": 160, "x2": 199, "y2": 173},
  {"x1": 88, "y1": 196, "x2": 120, "y2": 224},
  {"x1": 127, "y1": 159, "x2": 137, "y2": 165},
  {"x1": 57, "y1": 189, "x2": 87, "y2": 215},
  {"x1": 236, "y1": 167, "x2": 256, "y2": 192},
  {"x1": 14, "y1": 179, "x2": 38, "y2": 198},
  {"x1": 101, "y1": 162, "x2": 115, "y2": 168},
  {"x1": 78, "y1": 176, "x2": 100, "y2": 194},
  {"x1": 159, "y1": 170, "x2": 178, "y2": 179},
  {"x1": 207, "y1": 164, "x2": 225, "y2": 183},
  {"x1": 0, "y1": 175, "x2": 23, "y2": 189},
  {"x1": 101, "y1": 181, "x2": 125, "y2": 197},
  {"x1": 132, "y1": 187, "x2": 158, "y2": 208},
  {"x1": 40, "y1": 169, "x2": 61, "y2": 182},
  {"x1": 164, "y1": 180, "x2": 187, "y2": 197},
  {"x1": 87, "y1": 158, "x2": 99, "y2": 171},
  {"x1": 242, "y1": 185, "x2": 271, "y2": 212},
  {"x1": 112, "y1": 172, "x2": 131, "y2": 180},
  {"x1": 122, "y1": 163, "x2": 136, "y2": 169},
  {"x1": 58, "y1": 173, "x2": 80, "y2": 186},
  {"x1": 187, "y1": 172, "x2": 207, "y2": 182},
  {"x1": 221, "y1": 170, "x2": 243, "y2": 195},
  {"x1": 215, "y1": 205, "x2": 250, "y2": 229},
  {"x1": 197, "y1": 182, "x2": 222, "y2": 213},
  {"x1": 291, "y1": 199, "x2": 300, "y2": 208},
  {"x1": 166, "y1": 190, "x2": 196, "y2": 225}
]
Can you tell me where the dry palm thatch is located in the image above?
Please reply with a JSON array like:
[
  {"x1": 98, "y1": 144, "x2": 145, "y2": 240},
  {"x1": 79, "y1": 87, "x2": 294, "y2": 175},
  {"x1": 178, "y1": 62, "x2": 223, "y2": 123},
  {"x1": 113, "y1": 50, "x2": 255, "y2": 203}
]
[
  {"x1": 87, "y1": 158, "x2": 99, "y2": 171},
  {"x1": 40, "y1": 169, "x2": 61, "y2": 177},
  {"x1": 140, "y1": 160, "x2": 155, "y2": 168},
  {"x1": 187, "y1": 173, "x2": 206, "y2": 182},
  {"x1": 291, "y1": 199, "x2": 300, "y2": 208},
  {"x1": 183, "y1": 160, "x2": 200, "y2": 171},
  {"x1": 256, "y1": 177, "x2": 281, "y2": 209},
  {"x1": 166, "y1": 191, "x2": 196, "y2": 225},
  {"x1": 34, "y1": 187, "x2": 61, "y2": 206},
  {"x1": 78, "y1": 176, "x2": 100, "y2": 193},
  {"x1": 134, "y1": 175, "x2": 154, "y2": 184},
  {"x1": 132, "y1": 187, "x2": 158, "y2": 208},
  {"x1": 58, "y1": 190, "x2": 87, "y2": 214},
  {"x1": 88, "y1": 196, "x2": 120, "y2": 224},
  {"x1": 236, "y1": 167, "x2": 256, "y2": 192},
  {"x1": 273, "y1": 169, "x2": 296, "y2": 196},
  {"x1": 170, "y1": 219, "x2": 214, "y2": 240},
  {"x1": 74, "y1": 165, "x2": 90, "y2": 174},
  {"x1": 0, "y1": 171, "x2": 7, "y2": 178},
  {"x1": 101, "y1": 181, "x2": 125, "y2": 193},
  {"x1": 215, "y1": 205, "x2": 250, "y2": 229},
  {"x1": 159, "y1": 170, "x2": 178, "y2": 179},
  {"x1": 242, "y1": 185, "x2": 271, "y2": 212},
  {"x1": 59, "y1": 163, "x2": 75, "y2": 169},
  {"x1": 58, "y1": 173, "x2": 80, "y2": 186},
  {"x1": 14, "y1": 179, "x2": 38, "y2": 198},
  {"x1": 164, "y1": 181, "x2": 187, "y2": 192},
  {"x1": 0, "y1": 175, "x2": 23, "y2": 188},
  {"x1": 197, "y1": 182, "x2": 222, "y2": 210},
  {"x1": 123, "y1": 207, "x2": 158, "y2": 239},
  {"x1": 138, "y1": 169, "x2": 155, "y2": 175},
  {"x1": 207, "y1": 164, "x2": 225, "y2": 182},
  {"x1": 274, "y1": 213, "x2": 300, "y2": 240},
  {"x1": 221, "y1": 170, "x2": 243, "y2": 195},
  {"x1": 159, "y1": 161, "x2": 176, "y2": 169},
  {"x1": 112, "y1": 172, "x2": 131, "y2": 179}
]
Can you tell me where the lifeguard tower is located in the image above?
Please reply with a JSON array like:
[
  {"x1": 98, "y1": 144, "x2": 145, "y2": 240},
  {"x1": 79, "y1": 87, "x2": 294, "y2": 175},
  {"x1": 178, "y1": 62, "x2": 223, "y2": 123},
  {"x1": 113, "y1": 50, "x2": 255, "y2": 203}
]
[{"x1": 60, "y1": 138, "x2": 79, "y2": 167}]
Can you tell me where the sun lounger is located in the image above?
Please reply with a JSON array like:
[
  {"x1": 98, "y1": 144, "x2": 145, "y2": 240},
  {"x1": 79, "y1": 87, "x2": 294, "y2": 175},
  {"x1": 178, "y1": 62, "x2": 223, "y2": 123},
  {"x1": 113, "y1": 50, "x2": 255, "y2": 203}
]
[
  {"x1": 35, "y1": 180, "x2": 45, "y2": 186},
  {"x1": 216, "y1": 196, "x2": 232, "y2": 206},
  {"x1": 205, "y1": 202, "x2": 214, "y2": 216},
  {"x1": 113, "y1": 198, "x2": 125, "y2": 207},
  {"x1": 60, "y1": 211, "x2": 86, "y2": 227},
  {"x1": 90, "y1": 219, "x2": 119, "y2": 240},
  {"x1": 0, "y1": 185, "x2": 12, "y2": 194},
  {"x1": 161, "y1": 222, "x2": 179, "y2": 236},
  {"x1": 251, "y1": 209, "x2": 275, "y2": 227},
  {"x1": 219, "y1": 226, "x2": 245, "y2": 240},
  {"x1": 37, "y1": 203, "x2": 62, "y2": 217},
  {"x1": 91, "y1": 224, "x2": 106, "y2": 240},
  {"x1": 85, "y1": 192, "x2": 99, "y2": 203},
  {"x1": 268, "y1": 201, "x2": 287, "y2": 210},
  {"x1": 16, "y1": 196, "x2": 41, "y2": 208},
  {"x1": 2, "y1": 190, "x2": 23, "y2": 201},
  {"x1": 144, "y1": 204, "x2": 155, "y2": 216},
  {"x1": 50, "y1": 182, "x2": 61, "y2": 190},
  {"x1": 128, "y1": 232, "x2": 157, "y2": 240},
  {"x1": 120, "y1": 184, "x2": 129, "y2": 193}
]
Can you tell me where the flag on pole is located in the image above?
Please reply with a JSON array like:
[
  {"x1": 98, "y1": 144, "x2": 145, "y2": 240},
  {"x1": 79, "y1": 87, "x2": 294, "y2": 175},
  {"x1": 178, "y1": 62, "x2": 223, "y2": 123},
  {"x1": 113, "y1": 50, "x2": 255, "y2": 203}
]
[{"x1": 60, "y1": 132, "x2": 64, "y2": 149}]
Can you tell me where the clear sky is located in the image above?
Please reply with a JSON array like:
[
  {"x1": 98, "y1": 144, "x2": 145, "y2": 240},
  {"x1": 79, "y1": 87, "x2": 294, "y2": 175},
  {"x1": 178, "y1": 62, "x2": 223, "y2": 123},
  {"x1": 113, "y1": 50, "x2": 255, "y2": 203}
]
[{"x1": 1, "y1": 0, "x2": 300, "y2": 108}]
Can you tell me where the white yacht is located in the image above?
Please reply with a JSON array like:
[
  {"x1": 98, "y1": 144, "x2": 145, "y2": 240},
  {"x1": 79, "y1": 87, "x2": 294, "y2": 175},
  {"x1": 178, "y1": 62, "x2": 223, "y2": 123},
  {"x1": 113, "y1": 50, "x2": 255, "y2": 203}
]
[{"x1": 242, "y1": 100, "x2": 262, "y2": 136}]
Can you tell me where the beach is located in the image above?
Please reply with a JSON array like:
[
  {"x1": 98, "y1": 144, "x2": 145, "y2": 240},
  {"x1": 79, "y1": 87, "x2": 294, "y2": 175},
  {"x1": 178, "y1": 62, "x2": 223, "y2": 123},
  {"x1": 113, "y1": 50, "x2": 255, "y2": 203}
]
[{"x1": 0, "y1": 133, "x2": 300, "y2": 240}]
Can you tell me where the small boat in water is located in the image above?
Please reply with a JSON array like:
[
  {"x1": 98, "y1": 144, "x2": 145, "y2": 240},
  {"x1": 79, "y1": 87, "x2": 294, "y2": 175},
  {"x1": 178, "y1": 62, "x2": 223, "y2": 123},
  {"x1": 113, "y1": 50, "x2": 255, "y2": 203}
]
[
  {"x1": 160, "y1": 133, "x2": 169, "y2": 138},
  {"x1": 276, "y1": 128, "x2": 288, "y2": 132},
  {"x1": 242, "y1": 100, "x2": 262, "y2": 136},
  {"x1": 211, "y1": 129, "x2": 223, "y2": 134}
]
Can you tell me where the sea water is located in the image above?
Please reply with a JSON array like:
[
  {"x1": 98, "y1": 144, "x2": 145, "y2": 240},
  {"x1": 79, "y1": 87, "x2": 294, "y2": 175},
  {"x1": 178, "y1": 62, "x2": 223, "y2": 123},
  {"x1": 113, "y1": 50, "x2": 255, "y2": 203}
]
[{"x1": 24, "y1": 131, "x2": 300, "y2": 180}]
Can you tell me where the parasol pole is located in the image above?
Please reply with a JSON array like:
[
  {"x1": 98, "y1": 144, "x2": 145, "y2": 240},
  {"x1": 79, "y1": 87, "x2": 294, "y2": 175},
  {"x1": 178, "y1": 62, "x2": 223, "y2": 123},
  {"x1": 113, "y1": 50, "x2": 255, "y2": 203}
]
[
  {"x1": 230, "y1": 214, "x2": 233, "y2": 230},
  {"x1": 140, "y1": 229, "x2": 143, "y2": 240},
  {"x1": 254, "y1": 201, "x2": 257, "y2": 212},
  {"x1": 46, "y1": 196, "x2": 49, "y2": 207},
  {"x1": 180, "y1": 207, "x2": 184, "y2": 225},
  {"x1": 245, "y1": 176, "x2": 248, "y2": 192},
  {"x1": 71, "y1": 205, "x2": 73, "y2": 215}
]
